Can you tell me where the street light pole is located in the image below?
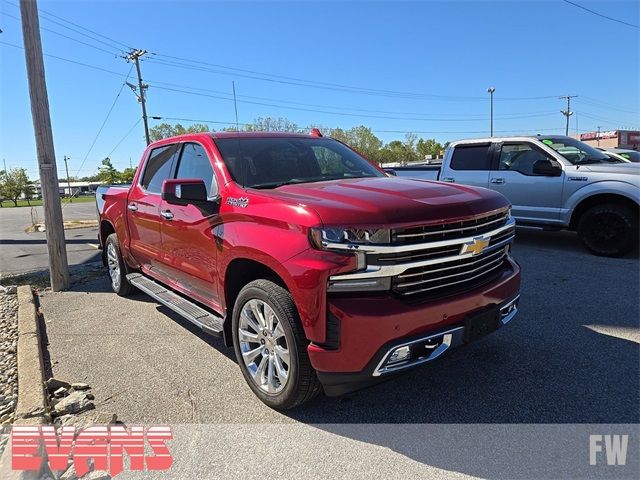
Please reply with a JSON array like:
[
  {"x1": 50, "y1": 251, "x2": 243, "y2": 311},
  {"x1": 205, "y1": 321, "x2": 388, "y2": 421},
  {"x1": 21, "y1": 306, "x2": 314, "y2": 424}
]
[
  {"x1": 63, "y1": 155, "x2": 72, "y2": 202},
  {"x1": 487, "y1": 87, "x2": 496, "y2": 137}
]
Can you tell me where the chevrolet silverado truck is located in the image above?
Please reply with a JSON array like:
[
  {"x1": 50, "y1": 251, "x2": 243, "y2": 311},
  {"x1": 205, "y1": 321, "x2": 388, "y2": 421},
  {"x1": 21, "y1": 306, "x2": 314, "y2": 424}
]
[
  {"x1": 96, "y1": 131, "x2": 521, "y2": 409},
  {"x1": 391, "y1": 135, "x2": 639, "y2": 257}
]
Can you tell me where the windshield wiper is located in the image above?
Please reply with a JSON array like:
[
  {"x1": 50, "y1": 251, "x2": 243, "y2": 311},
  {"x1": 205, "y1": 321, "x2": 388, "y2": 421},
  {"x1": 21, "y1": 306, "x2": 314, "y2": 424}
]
[
  {"x1": 249, "y1": 181, "x2": 290, "y2": 189},
  {"x1": 577, "y1": 156, "x2": 606, "y2": 165}
]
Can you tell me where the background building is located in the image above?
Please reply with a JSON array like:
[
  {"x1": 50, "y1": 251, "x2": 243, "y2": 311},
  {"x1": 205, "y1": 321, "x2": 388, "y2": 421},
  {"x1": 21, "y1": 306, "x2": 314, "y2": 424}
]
[{"x1": 577, "y1": 130, "x2": 640, "y2": 150}]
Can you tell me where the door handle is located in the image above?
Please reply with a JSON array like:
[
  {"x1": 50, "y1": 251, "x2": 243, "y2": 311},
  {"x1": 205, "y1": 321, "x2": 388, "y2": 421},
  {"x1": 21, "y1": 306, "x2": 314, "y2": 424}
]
[
  {"x1": 490, "y1": 178, "x2": 506, "y2": 184},
  {"x1": 160, "y1": 210, "x2": 174, "y2": 220},
  {"x1": 127, "y1": 204, "x2": 138, "y2": 212},
  {"x1": 441, "y1": 177, "x2": 455, "y2": 183}
]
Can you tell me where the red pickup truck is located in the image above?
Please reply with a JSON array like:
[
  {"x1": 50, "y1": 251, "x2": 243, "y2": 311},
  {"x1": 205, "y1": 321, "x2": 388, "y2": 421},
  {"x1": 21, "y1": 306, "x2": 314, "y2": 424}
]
[{"x1": 96, "y1": 131, "x2": 521, "y2": 409}]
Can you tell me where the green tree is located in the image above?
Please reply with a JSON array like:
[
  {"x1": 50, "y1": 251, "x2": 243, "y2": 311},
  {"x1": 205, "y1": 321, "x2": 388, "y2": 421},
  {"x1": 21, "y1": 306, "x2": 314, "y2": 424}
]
[
  {"x1": 22, "y1": 178, "x2": 36, "y2": 206},
  {"x1": 0, "y1": 168, "x2": 30, "y2": 207},
  {"x1": 97, "y1": 158, "x2": 120, "y2": 184},
  {"x1": 244, "y1": 117, "x2": 300, "y2": 132},
  {"x1": 386, "y1": 134, "x2": 419, "y2": 165},
  {"x1": 328, "y1": 125, "x2": 383, "y2": 164},
  {"x1": 149, "y1": 122, "x2": 210, "y2": 142},
  {"x1": 119, "y1": 167, "x2": 137, "y2": 183},
  {"x1": 416, "y1": 138, "x2": 443, "y2": 159}
]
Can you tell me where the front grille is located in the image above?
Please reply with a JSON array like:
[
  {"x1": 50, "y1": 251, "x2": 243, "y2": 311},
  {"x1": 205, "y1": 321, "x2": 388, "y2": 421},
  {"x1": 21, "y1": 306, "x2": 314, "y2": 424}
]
[
  {"x1": 392, "y1": 208, "x2": 510, "y2": 244},
  {"x1": 392, "y1": 246, "x2": 509, "y2": 296}
]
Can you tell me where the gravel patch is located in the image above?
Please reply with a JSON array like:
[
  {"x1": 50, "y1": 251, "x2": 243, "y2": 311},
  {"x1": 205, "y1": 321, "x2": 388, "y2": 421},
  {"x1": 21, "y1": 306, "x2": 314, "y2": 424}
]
[{"x1": 0, "y1": 289, "x2": 18, "y2": 425}]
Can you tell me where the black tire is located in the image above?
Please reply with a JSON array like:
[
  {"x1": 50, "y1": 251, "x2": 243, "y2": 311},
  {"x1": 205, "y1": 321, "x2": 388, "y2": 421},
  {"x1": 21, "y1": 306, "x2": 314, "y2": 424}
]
[
  {"x1": 231, "y1": 279, "x2": 321, "y2": 409},
  {"x1": 577, "y1": 203, "x2": 638, "y2": 257},
  {"x1": 104, "y1": 233, "x2": 136, "y2": 296}
]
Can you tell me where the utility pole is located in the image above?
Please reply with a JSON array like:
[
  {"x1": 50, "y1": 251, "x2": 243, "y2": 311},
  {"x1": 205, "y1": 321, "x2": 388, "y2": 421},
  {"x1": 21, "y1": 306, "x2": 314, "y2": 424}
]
[
  {"x1": 125, "y1": 49, "x2": 150, "y2": 145},
  {"x1": 597, "y1": 126, "x2": 601, "y2": 146},
  {"x1": 560, "y1": 95, "x2": 578, "y2": 136},
  {"x1": 487, "y1": 87, "x2": 496, "y2": 137},
  {"x1": 20, "y1": 0, "x2": 69, "y2": 291},
  {"x1": 63, "y1": 155, "x2": 72, "y2": 202}
]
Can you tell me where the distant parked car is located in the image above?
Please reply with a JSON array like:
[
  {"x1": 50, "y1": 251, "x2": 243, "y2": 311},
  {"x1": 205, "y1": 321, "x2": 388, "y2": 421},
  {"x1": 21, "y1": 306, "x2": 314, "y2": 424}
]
[
  {"x1": 595, "y1": 148, "x2": 632, "y2": 163},
  {"x1": 605, "y1": 148, "x2": 640, "y2": 163}
]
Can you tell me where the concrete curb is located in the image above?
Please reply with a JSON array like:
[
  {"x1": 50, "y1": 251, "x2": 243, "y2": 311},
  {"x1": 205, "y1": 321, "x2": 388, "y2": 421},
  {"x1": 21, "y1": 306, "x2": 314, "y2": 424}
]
[
  {"x1": 14, "y1": 285, "x2": 50, "y2": 425},
  {"x1": 0, "y1": 285, "x2": 50, "y2": 479}
]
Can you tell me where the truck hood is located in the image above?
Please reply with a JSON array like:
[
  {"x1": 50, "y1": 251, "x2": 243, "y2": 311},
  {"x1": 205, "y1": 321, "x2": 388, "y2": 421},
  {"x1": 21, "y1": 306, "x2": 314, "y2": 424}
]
[
  {"x1": 262, "y1": 177, "x2": 509, "y2": 227},
  {"x1": 579, "y1": 163, "x2": 640, "y2": 176}
]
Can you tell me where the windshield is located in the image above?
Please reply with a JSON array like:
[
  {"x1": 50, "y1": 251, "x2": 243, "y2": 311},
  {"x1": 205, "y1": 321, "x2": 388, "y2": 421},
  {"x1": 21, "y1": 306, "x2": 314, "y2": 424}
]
[
  {"x1": 538, "y1": 136, "x2": 611, "y2": 165},
  {"x1": 214, "y1": 137, "x2": 384, "y2": 188}
]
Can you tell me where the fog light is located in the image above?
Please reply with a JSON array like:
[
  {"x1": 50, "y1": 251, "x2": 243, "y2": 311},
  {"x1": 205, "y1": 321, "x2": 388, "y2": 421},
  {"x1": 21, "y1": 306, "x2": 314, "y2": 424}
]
[{"x1": 388, "y1": 345, "x2": 411, "y2": 364}]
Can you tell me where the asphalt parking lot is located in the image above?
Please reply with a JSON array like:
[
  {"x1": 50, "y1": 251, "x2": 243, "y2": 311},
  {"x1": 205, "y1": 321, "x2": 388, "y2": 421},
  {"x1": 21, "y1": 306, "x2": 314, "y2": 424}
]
[
  {"x1": 38, "y1": 228, "x2": 639, "y2": 425},
  {"x1": 30, "y1": 226, "x2": 640, "y2": 478},
  {"x1": 0, "y1": 203, "x2": 100, "y2": 277}
]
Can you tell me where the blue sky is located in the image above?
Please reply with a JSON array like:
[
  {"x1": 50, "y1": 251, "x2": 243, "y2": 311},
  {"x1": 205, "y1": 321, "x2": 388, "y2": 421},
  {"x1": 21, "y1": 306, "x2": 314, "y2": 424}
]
[{"x1": 1, "y1": 0, "x2": 638, "y2": 178}]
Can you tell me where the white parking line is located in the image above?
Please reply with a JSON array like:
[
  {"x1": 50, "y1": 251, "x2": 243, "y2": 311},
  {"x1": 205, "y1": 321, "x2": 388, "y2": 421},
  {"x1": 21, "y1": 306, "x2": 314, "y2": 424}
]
[{"x1": 86, "y1": 243, "x2": 100, "y2": 250}]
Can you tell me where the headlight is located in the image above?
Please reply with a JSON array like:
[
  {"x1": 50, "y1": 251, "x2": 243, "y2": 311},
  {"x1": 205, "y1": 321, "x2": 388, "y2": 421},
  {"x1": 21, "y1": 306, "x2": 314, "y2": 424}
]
[
  {"x1": 309, "y1": 227, "x2": 391, "y2": 292},
  {"x1": 309, "y1": 227, "x2": 390, "y2": 250}
]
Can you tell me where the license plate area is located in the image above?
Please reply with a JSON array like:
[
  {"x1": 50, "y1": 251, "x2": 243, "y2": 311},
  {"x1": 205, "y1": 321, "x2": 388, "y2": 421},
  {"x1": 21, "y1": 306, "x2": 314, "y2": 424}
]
[{"x1": 463, "y1": 306, "x2": 500, "y2": 343}]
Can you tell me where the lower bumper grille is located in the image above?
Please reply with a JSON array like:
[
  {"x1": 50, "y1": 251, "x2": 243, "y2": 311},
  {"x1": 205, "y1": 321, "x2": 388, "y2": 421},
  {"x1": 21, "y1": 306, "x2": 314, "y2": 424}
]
[{"x1": 392, "y1": 246, "x2": 509, "y2": 296}]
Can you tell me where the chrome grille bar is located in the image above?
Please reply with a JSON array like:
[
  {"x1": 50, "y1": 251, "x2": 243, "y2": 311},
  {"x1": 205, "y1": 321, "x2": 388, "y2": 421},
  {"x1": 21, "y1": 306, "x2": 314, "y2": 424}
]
[
  {"x1": 394, "y1": 259, "x2": 506, "y2": 296},
  {"x1": 395, "y1": 247, "x2": 506, "y2": 280},
  {"x1": 394, "y1": 211, "x2": 509, "y2": 240},
  {"x1": 393, "y1": 250, "x2": 507, "y2": 290}
]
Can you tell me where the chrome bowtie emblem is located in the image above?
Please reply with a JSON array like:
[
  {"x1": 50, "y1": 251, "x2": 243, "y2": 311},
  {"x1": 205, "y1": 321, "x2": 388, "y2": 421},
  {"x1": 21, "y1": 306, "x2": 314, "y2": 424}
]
[{"x1": 460, "y1": 236, "x2": 490, "y2": 256}]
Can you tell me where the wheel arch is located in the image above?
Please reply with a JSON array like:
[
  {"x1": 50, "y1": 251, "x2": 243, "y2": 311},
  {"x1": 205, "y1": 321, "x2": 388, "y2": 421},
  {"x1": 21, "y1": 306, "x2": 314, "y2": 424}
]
[
  {"x1": 222, "y1": 257, "x2": 289, "y2": 346},
  {"x1": 569, "y1": 193, "x2": 639, "y2": 230},
  {"x1": 99, "y1": 220, "x2": 116, "y2": 265}
]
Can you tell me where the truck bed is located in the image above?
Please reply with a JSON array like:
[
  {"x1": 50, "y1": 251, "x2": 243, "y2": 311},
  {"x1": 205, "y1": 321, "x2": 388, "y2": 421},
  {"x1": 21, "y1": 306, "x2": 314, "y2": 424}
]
[{"x1": 392, "y1": 164, "x2": 440, "y2": 180}]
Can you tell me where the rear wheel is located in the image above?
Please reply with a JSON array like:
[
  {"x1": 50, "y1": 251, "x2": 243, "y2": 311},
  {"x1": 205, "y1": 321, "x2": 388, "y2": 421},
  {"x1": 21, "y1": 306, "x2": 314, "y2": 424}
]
[
  {"x1": 232, "y1": 279, "x2": 321, "y2": 409},
  {"x1": 577, "y1": 203, "x2": 638, "y2": 257},
  {"x1": 105, "y1": 234, "x2": 136, "y2": 296}
]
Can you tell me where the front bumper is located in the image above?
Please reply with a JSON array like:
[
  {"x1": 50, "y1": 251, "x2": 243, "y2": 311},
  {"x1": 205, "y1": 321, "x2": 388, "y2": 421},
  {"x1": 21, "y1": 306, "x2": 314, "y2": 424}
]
[{"x1": 310, "y1": 257, "x2": 521, "y2": 396}]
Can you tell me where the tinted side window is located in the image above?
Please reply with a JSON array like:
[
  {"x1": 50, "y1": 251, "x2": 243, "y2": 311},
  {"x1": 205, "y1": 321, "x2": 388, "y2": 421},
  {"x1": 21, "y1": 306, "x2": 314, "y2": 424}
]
[
  {"x1": 450, "y1": 145, "x2": 491, "y2": 170},
  {"x1": 175, "y1": 143, "x2": 216, "y2": 197},
  {"x1": 499, "y1": 143, "x2": 551, "y2": 175},
  {"x1": 141, "y1": 145, "x2": 178, "y2": 193}
]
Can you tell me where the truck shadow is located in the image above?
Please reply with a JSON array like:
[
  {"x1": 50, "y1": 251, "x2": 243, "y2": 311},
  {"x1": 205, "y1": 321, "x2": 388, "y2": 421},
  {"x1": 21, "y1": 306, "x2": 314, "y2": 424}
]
[
  {"x1": 280, "y1": 233, "x2": 639, "y2": 477},
  {"x1": 513, "y1": 226, "x2": 640, "y2": 259}
]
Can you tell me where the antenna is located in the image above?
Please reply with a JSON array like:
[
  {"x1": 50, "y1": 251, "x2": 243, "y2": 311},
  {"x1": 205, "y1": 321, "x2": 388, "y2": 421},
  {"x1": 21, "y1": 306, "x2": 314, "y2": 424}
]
[
  {"x1": 232, "y1": 81, "x2": 240, "y2": 133},
  {"x1": 231, "y1": 81, "x2": 245, "y2": 187}
]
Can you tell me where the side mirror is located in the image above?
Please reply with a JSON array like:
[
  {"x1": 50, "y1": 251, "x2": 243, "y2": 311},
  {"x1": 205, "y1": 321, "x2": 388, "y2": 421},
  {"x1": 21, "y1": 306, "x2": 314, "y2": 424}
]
[
  {"x1": 161, "y1": 179, "x2": 208, "y2": 205},
  {"x1": 384, "y1": 168, "x2": 397, "y2": 176},
  {"x1": 532, "y1": 160, "x2": 562, "y2": 176}
]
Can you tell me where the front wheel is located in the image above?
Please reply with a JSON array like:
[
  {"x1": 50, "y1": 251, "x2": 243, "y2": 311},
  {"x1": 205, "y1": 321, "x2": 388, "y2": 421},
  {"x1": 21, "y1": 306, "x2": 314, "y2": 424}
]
[
  {"x1": 232, "y1": 279, "x2": 321, "y2": 409},
  {"x1": 577, "y1": 203, "x2": 638, "y2": 257},
  {"x1": 104, "y1": 234, "x2": 136, "y2": 296}
]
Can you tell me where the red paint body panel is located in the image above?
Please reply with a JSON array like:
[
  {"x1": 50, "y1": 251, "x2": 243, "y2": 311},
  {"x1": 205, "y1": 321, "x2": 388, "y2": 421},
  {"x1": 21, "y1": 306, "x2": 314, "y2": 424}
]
[
  {"x1": 309, "y1": 258, "x2": 521, "y2": 373},
  {"x1": 97, "y1": 132, "x2": 521, "y2": 377}
]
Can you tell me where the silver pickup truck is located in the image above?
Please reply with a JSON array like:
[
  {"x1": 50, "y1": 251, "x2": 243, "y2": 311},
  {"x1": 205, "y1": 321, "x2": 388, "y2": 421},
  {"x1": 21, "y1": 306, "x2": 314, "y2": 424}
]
[{"x1": 390, "y1": 135, "x2": 639, "y2": 257}]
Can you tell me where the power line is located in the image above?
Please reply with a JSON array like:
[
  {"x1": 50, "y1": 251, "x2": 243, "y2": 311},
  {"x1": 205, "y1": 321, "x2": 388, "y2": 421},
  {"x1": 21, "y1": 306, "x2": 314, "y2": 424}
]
[
  {"x1": 0, "y1": 40, "x2": 128, "y2": 77},
  {"x1": 151, "y1": 84, "x2": 560, "y2": 122},
  {"x1": 3, "y1": 0, "x2": 132, "y2": 50},
  {"x1": 151, "y1": 115, "x2": 566, "y2": 136},
  {"x1": 73, "y1": 65, "x2": 134, "y2": 179},
  {"x1": 145, "y1": 78, "x2": 559, "y2": 119},
  {"x1": 3, "y1": 11, "x2": 122, "y2": 56},
  {"x1": 104, "y1": 117, "x2": 143, "y2": 158},
  {"x1": 576, "y1": 97, "x2": 639, "y2": 115},
  {"x1": 562, "y1": 0, "x2": 639, "y2": 29}
]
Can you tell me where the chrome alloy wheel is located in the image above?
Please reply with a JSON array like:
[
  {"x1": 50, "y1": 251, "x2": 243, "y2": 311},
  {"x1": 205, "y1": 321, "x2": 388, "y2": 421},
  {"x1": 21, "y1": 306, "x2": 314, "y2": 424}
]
[
  {"x1": 106, "y1": 242, "x2": 121, "y2": 291},
  {"x1": 238, "y1": 299, "x2": 290, "y2": 394}
]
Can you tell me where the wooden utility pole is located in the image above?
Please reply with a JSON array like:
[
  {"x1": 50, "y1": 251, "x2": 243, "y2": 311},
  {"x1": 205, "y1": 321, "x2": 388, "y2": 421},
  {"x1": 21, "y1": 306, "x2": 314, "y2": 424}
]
[
  {"x1": 20, "y1": 0, "x2": 69, "y2": 291},
  {"x1": 125, "y1": 49, "x2": 150, "y2": 145},
  {"x1": 560, "y1": 95, "x2": 578, "y2": 137}
]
